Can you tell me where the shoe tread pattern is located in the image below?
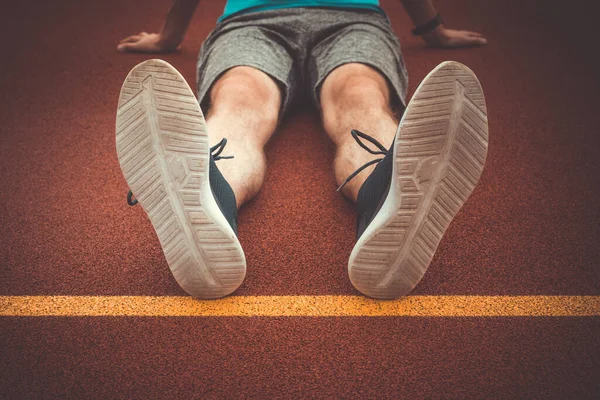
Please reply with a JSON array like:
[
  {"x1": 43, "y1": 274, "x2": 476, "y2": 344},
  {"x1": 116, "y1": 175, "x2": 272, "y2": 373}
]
[
  {"x1": 116, "y1": 59, "x2": 245, "y2": 299},
  {"x1": 349, "y1": 61, "x2": 488, "y2": 299}
]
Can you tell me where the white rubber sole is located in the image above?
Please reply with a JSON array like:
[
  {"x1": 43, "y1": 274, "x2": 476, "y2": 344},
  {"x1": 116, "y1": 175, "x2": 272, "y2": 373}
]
[
  {"x1": 349, "y1": 61, "x2": 489, "y2": 299},
  {"x1": 115, "y1": 59, "x2": 246, "y2": 299}
]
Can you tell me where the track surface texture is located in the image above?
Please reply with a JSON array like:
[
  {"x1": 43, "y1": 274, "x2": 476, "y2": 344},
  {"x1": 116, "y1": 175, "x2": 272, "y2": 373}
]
[{"x1": 1, "y1": 0, "x2": 599, "y2": 398}]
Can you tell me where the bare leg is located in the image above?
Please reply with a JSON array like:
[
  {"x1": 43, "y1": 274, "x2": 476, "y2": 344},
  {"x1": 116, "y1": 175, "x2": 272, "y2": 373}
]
[
  {"x1": 204, "y1": 66, "x2": 282, "y2": 208},
  {"x1": 319, "y1": 63, "x2": 400, "y2": 202}
]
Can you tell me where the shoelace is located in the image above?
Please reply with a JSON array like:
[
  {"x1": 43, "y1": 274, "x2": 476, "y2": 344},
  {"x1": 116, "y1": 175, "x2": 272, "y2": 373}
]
[
  {"x1": 337, "y1": 129, "x2": 389, "y2": 192},
  {"x1": 127, "y1": 138, "x2": 233, "y2": 206}
]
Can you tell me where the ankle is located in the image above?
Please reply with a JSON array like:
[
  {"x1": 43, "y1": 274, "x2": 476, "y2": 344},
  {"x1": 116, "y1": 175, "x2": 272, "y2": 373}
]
[
  {"x1": 218, "y1": 153, "x2": 266, "y2": 209},
  {"x1": 228, "y1": 177, "x2": 262, "y2": 209},
  {"x1": 334, "y1": 153, "x2": 374, "y2": 203}
]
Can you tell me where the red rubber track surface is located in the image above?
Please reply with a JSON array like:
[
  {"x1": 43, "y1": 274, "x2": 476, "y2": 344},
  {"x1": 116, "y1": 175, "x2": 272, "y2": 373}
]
[
  {"x1": 1, "y1": 0, "x2": 599, "y2": 398},
  {"x1": 2, "y1": 318, "x2": 599, "y2": 398}
]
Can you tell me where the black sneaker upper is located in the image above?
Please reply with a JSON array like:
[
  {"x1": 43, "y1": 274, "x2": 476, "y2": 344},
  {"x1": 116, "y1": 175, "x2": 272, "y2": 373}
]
[
  {"x1": 127, "y1": 138, "x2": 239, "y2": 236},
  {"x1": 338, "y1": 129, "x2": 394, "y2": 240},
  {"x1": 209, "y1": 154, "x2": 238, "y2": 235},
  {"x1": 355, "y1": 144, "x2": 393, "y2": 239}
]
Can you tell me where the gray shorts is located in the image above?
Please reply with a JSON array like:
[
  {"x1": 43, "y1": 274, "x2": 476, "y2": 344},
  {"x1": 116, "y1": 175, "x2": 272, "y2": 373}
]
[{"x1": 196, "y1": 7, "x2": 408, "y2": 121}]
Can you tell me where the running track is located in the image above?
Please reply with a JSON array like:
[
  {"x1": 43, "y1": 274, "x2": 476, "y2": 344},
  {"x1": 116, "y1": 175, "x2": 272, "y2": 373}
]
[{"x1": 1, "y1": 0, "x2": 599, "y2": 398}]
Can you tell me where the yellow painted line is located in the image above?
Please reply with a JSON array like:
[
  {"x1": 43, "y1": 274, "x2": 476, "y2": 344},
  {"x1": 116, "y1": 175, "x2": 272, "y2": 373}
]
[{"x1": 1, "y1": 296, "x2": 599, "y2": 317}]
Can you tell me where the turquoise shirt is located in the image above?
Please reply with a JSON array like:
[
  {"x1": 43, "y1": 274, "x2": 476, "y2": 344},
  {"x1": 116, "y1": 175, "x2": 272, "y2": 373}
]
[{"x1": 218, "y1": 0, "x2": 383, "y2": 22}]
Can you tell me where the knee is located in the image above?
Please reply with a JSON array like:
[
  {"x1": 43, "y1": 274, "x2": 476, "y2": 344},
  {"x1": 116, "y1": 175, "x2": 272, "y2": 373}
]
[
  {"x1": 321, "y1": 64, "x2": 392, "y2": 129},
  {"x1": 323, "y1": 65, "x2": 390, "y2": 111},
  {"x1": 209, "y1": 66, "x2": 281, "y2": 126}
]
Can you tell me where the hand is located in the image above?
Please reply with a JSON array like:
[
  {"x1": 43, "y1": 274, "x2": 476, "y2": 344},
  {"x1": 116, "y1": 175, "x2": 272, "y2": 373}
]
[
  {"x1": 117, "y1": 32, "x2": 180, "y2": 53},
  {"x1": 422, "y1": 26, "x2": 487, "y2": 48}
]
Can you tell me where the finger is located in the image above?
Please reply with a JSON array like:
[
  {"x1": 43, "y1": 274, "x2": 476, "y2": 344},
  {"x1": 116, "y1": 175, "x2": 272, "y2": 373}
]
[
  {"x1": 119, "y1": 35, "x2": 142, "y2": 44},
  {"x1": 464, "y1": 30, "x2": 483, "y2": 37},
  {"x1": 446, "y1": 36, "x2": 486, "y2": 48},
  {"x1": 462, "y1": 36, "x2": 487, "y2": 47},
  {"x1": 117, "y1": 42, "x2": 142, "y2": 53},
  {"x1": 473, "y1": 36, "x2": 487, "y2": 45}
]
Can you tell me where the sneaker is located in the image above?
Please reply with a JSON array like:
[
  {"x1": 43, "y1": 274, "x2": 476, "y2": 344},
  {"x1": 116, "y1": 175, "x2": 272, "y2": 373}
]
[
  {"x1": 116, "y1": 59, "x2": 246, "y2": 299},
  {"x1": 342, "y1": 61, "x2": 489, "y2": 299}
]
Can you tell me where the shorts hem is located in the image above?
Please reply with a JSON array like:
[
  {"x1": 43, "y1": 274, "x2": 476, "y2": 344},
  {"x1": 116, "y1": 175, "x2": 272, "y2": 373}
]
[{"x1": 312, "y1": 58, "x2": 408, "y2": 119}]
